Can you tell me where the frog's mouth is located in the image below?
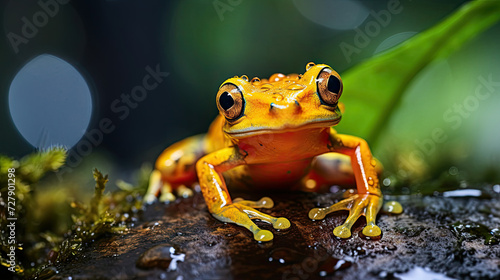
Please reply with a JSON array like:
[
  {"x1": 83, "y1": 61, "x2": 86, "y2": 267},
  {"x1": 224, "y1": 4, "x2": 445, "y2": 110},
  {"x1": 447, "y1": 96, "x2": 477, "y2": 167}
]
[{"x1": 225, "y1": 116, "x2": 341, "y2": 138}]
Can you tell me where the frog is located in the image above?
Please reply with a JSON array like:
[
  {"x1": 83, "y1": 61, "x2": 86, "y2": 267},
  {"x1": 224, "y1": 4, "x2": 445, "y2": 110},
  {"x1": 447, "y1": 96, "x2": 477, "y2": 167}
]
[{"x1": 145, "y1": 62, "x2": 393, "y2": 242}]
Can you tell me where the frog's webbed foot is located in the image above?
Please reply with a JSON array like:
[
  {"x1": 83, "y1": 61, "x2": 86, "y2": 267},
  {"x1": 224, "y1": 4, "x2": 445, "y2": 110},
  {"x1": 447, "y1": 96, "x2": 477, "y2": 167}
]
[
  {"x1": 144, "y1": 170, "x2": 195, "y2": 204},
  {"x1": 309, "y1": 193, "x2": 383, "y2": 239},
  {"x1": 159, "y1": 184, "x2": 194, "y2": 202},
  {"x1": 213, "y1": 197, "x2": 291, "y2": 242}
]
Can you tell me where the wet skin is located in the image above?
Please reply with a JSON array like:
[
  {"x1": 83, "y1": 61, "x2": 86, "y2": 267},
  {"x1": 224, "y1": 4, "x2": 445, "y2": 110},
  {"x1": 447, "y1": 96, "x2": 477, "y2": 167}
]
[{"x1": 146, "y1": 63, "x2": 385, "y2": 241}]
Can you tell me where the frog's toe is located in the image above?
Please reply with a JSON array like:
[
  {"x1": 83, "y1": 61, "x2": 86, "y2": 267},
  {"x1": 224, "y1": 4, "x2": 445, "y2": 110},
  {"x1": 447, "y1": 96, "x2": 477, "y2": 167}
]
[
  {"x1": 159, "y1": 192, "x2": 176, "y2": 203},
  {"x1": 308, "y1": 208, "x2": 327, "y2": 220},
  {"x1": 214, "y1": 204, "x2": 280, "y2": 242},
  {"x1": 143, "y1": 193, "x2": 158, "y2": 204},
  {"x1": 273, "y1": 217, "x2": 291, "y2": 230},
  {"x1": 362, "y1": 224, "x2": 381, "y2": 237},
  {"x1": 333, "y1": 225, "x2": 352, "y2": 239},
  {"x1": 177, "y1": 185, "x2": 194, "y2": 198},
  {"x1": 235, "y1": 203, "x2": 291, "y2": 230},
  {"x1": 310, "y1": 193, "x2": 384, "y2": 239},
  {"x1": 254, "y1": 229, "x2": 274, "y2": 242}
]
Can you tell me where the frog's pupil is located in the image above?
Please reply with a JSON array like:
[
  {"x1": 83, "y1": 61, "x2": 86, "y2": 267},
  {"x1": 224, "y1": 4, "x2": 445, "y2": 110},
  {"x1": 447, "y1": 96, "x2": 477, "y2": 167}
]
[
  {"x1": 327, "y1": 76, "x2": 341, "y2": 93},
  {"x1": 220, "y1": 91, "x2": 235, "y2": 110}
]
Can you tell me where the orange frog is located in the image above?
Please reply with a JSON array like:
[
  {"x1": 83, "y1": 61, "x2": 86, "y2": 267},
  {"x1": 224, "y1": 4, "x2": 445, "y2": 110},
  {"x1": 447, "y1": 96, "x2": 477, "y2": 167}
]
[{"x1": 145, "y1": 62, "x2": 394, "y2": 242}]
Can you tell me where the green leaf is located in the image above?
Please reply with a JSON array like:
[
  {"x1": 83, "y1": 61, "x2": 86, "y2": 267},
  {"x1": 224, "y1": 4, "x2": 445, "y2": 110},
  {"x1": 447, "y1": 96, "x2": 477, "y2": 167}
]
[{"x1": 336, "y1": 0, "x2": 500, "y2": 145}]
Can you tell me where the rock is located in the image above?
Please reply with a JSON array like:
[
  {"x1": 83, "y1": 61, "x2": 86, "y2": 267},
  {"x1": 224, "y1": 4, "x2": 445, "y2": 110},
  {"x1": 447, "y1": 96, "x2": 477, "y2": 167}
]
[
  {"x1": 136, "y1": 244, "x2": 185, "y2": 270},
  {"x1": 53, "y1": 191, "x2": 500, "y2": 280}
]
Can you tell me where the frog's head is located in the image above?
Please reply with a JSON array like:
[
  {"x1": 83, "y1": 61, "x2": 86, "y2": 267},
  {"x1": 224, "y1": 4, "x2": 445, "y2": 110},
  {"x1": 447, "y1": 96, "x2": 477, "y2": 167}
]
[{"x1": 216, "y1": 63, "x2": 343, "y2": 138}]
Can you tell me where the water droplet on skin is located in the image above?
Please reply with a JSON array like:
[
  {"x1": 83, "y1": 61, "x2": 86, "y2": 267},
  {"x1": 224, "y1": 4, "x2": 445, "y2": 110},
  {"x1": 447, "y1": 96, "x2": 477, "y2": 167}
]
[
  {"x1": 286, "y1": 83, "x2": 306, "y2": 91},
  {"x1": 260, "y1": 83, "x2": 274, "y2": 91},
  {"x1": 368, "y1": 177, "x2": 374, "y2": 186},
  {"x1": 306, "y1": 62, "x2": 316, "y2": 71},
  {"x1": 250, "y1": 77, "x2": 261, "y2": 84},
  {"x1": 371, "y1": 159, "x2": 377, "y2": 167},
  {"x1": 269, "y1": 73, "x2": 285, "y2": 82},
  {"x1": 240, "y1": 75, "x2": 249, "y2": 81}
]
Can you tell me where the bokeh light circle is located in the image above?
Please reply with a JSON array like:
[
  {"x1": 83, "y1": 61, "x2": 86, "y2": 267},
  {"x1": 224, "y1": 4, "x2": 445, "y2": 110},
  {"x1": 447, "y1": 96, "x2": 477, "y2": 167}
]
[
  {"x1": 293, "y1": 0, "x2": 369, "y2": 30},
  {"x1": 8, "y1": 54, "x2": 93, "y2": 149}
]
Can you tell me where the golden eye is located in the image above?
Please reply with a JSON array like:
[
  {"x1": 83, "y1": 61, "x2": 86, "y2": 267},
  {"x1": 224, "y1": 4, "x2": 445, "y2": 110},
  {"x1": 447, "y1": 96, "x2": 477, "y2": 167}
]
[
  {"x1": 216, "y1": 83, "x2": 245, "y2": 120},
  {"x1": 316, "y1": 67, "x2": 343, "y2": 106}
]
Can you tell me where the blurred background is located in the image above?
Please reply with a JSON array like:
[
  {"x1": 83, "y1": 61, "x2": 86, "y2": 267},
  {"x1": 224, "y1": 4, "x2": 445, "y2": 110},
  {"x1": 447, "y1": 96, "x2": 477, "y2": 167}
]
[{"x1": 1, "y1": 0, "x2": 499, "y2": 187}]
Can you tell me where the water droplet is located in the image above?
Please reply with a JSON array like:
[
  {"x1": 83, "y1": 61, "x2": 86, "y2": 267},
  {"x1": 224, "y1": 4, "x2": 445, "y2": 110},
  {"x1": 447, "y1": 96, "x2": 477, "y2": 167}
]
[
  {"x1": 250, "y1": 77, "x2": 261, "y2": 84},
  {"x1": 306, "y1": 62, "x2": 316, "y2": 71},
  {"x1": 260, "y1": 83, "x2": 274, "y2": 91},
  {"x1": 240, "y1": 75, "x2": 249, "y2": 81},
  {"x1": 286, "y1": 83, "x2": 306, "y2": 91},
  {"x1": 368, "y1": 177, "x2": 374, "y2": 186},
  {"x1": 269, "y1": 73, "x2": 286, "y2": 82},
  {"x1": 371, "y1": 159, "x2": 377, "y2": 167},
  {"x1": 383, "y1": 201, "x2": 403, "y2": 214}
]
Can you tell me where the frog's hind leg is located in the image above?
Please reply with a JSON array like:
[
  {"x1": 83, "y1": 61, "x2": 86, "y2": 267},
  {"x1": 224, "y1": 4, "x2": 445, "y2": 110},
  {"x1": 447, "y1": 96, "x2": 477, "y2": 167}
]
[
  {"x1": 303, "y1": 153, "x2": 383, "y2": 191},
  {"x1": 301, "y1": 153, "x2": 355, "y2": 192},
  {"x1": 144, "y1": 134, "x2": 207, "y2": 204}
]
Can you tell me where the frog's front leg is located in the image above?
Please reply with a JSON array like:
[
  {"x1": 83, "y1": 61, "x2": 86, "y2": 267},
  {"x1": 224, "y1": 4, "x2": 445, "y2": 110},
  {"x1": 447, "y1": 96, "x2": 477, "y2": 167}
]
[
  {"x1": 309, "y1": 128, "x2": 383, "y2": 239},
  {"x1": 196, "y1": 147, "x2": 291, "y2": 242}
]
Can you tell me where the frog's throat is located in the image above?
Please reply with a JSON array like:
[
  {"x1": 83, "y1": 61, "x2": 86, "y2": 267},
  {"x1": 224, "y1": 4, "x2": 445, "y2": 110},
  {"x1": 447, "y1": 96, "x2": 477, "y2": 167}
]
[{"x1": 224, "y1": 117, "x2": 341, "y2": 138}]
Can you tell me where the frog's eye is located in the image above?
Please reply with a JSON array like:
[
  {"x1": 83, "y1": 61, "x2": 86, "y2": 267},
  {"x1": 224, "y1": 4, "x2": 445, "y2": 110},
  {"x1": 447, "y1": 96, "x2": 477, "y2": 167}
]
[
  {"x1": 316, "y1": 68, "x2": 343, "y2": 106},
  {"x1": 216, "y1": 83, "x2": 245, "y2": 120}
]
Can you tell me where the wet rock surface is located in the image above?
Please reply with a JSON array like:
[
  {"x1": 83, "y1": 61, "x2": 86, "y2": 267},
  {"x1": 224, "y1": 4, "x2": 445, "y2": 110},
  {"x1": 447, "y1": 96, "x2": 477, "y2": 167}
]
[{"x1": 53, "y1": 191, "x2": 500, "y2": 279}]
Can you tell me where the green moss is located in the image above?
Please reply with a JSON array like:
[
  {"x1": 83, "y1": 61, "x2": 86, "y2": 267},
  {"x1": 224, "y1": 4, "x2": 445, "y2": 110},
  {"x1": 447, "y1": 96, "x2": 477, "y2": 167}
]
[{"x1": 0, "y1": 149, "x2": 149, "y2": 279}]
